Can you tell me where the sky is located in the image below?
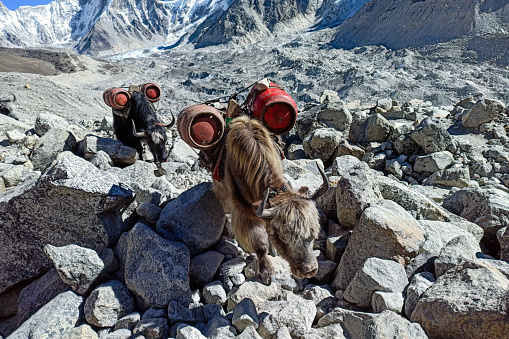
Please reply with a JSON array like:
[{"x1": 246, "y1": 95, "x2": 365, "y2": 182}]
[{"x1": 2, "y1": 0, "x2": 53, "y2": 10}]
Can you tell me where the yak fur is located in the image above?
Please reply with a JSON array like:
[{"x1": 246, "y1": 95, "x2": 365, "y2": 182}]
[
  {"x1": 113, "y1": 91, "x2": 169, "y2": 164},
  {"x1": 213, "y1": 115, "x2": 322, "y2": 283}
]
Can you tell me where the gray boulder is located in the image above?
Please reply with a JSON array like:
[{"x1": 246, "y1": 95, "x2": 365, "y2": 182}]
[
  {"x1": 317, "y1": 309, "x2": 427, "y2": 339},
  {"x1": 16, "y1": 268, "x2": 70, "y2": 325},
  {"x1": 1, "y1": 164, "x2": 38, "y2": 188},
  {"x1": 30, "y1": 128, "x2": 77, "y2": 171},
  {"x1": 84, "y1": 280, "x2": 134, "y2": 328},
  {"x1": 114, "y1": 312, "x2": 141, "y2": 331},
  {"x1": 89, "y1": 150, "x2": 113, "y2": 171},
  {"x1": 232, "y1": 298, "x2": 258, "y2": 332},
  {"x1": 227, "y1": 281, "x2": 279, "y2": 312},
  {"x1": 343, "y1": 257, "x2": 408, "y2": 308},
  {"x1": 371, "y1": 291, "x2": 404, "y2": 314},
  {"x1": 434, "y1": 235, "x2": 481, "y2": 278},
  {"x1": 303, "y1": 127, "x2": 343, "y2": 162},
  {"x1": 108, "y1": 160, "x2": 157, "y2": 204},
  {"x1": 44, "y1": 244, "x2": 104, "y2": 295},
  {"x1": 376, "y1": 176, "x2": 449, "y2": 221},
  {"x1": 132, "y1": 318, "x2": 170, "y2": 339},
  {"x1": 0, "y1": 153, "x2": 134, "y2": 294},
  {"x1": 34, "y1": 113, "x2": 70, "y2": 136},
  {"x1": 317, "y1": 101, "x2": 352, "y2": 132},
  {"x1": 411, "y1": 118, "x2": 456, "y2": 154},
  {"x1": 189, "y1": 251, "x2": 225, "y2": 289},
  {"x1": 203, "y1": 312, "x2": 237, "y2": 339},
  {"x1": 115, "y1": 222, "x2": 191, "y2": 310},
  {"x1": 349, "y1": 113, "x2": 391, "y2": 144},
  {"x1": 135, "y1": 202, "x2": 162, "y2": 224},
  {"x1": 80, "y1": 134, "x2": 137, "y2": 167},
  {"x1": 61, "y1": 324, "x2": 98, "y2": 339},
  {"x1": 257, "y1": 295, "x2": 316, "y2": 337},
  {"x1": 411, "y1": 261, "x2": 509, "y2": 339},
  {"x1": 423, "y1": 166, "x2": 470, "y2": 187},
  {"x1": 175, "y1": 324, "x2": 207, "y2": 339},
  {"x1": 8, "y1": 291, "x2": 83, "y2": 339},
  {"x1": 335, "y1": 161, "x2": 383, "y2": 229},
  {"x1": 417, "y1": 220, "x2": 482, "y2": 256},
  {"x1": 442, "y1": 187, "x2": 509, "y2": 253},
  {"x1": 498, "y1": 227, "x2": 509, "y2": 261},
  {"x1": 413, "y1": 151, "x2": 454, "y2": 173},
  {"x1": 203, "y1": 281, "x2": 227, "y2": 306},
  {"x1": 331, "y1": 200, "x2": 424, "y2": 290},
  {"x1": 462, "y1": 99, "x2": 505, "y2": 128},
  {"x1": 170, "y1": 139, "x2": 200, "y2": 166},
  {"x1": 157, "y1": 182, "x2": 225, "y2": 256},
  {"x1": 404, "y1": 272, "x2": 435, "y2": 318}
]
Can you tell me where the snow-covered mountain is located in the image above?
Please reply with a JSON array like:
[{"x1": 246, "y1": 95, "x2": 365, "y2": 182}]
[
  {"x1": 0, "y1": 0, "x2": 370, "y2": 56},
  {"x1": 0, "y1": 0, "x2": 237, "y2": 55}
]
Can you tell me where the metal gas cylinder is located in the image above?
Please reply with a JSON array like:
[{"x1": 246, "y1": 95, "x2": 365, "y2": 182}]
[
  {"x1": 248, "y1": 82, "x2": 298, "y2": 135},
  {"x1": 177, "y1": 104, "x2": 225, "y2": 150}
]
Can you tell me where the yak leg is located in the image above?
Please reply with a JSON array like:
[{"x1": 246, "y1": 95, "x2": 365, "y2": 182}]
[{"x1": 231, "y1": 210, "x2": 274, "y2": 284}]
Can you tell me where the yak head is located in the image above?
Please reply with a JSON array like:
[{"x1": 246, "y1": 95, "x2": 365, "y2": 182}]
[
  {"x1": 0, "y1": 94, "x2": 18, "y2": 120},
  {"x1": 130, "y1": 91, "x2": 173, "y2": 165},
  {"x1": 256, "y1": 164, "x2": 329, "y2": 279}
]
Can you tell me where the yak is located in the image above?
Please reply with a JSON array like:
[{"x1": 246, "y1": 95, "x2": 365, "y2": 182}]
[
  {"x1": 212, "y1": 115, "x2": 329, "y2": 283},
  {"x1": 0, "y1": 94, "x2": 18, "y2": 120},
  {"x1": 112, "y1": 89, "x2": 173, "y2": 165}
]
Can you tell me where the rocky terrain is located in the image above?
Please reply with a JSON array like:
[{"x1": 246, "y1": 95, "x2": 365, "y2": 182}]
[
  {"x1": 0, "y1": 0, "x2": 508, "y2": 338},
  {"x1": 1, "y1": 36, "x2": 509, "y2": 338}
]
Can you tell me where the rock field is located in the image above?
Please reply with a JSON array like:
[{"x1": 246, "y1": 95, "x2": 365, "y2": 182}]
[{"x1": 1, "y1": 32, "x2": 509, "y2": 339}]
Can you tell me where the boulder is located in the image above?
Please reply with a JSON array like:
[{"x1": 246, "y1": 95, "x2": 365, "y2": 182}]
[
  {"x1": 434, "y1": 235, "x2": 481, "y2": 278},
  {"x1": 132, "y1": 317, "x2": 170, "y2": 339},
  {"x1": 442, "y1": 187, "x2": 509, "y2": 254},
  {"x1": 411, "y1": 261, "x2": 509, "y2": 339},
  {"x1": 175, "y1": 324, "x2": 207, "y2": 339},
  {"x1": 282, "y1": 159, "x2": 327, "y2": 196},
  {"x1": 335, "y1": 161, "x2": 383, "y2": 229},
  {"x1": 0, "y1": 153, "x2": 134, "y2": 294},
  {"x1": 61, "y1": 324, "x2": 98, "y2": 339},
  {"x1": 157, "y1": 182, "x2": 225, "y2": 256},
  {"x1": 84, "y1": 280, "x2": 134, "y2": 328},
  {"x1": 423, "y1": 166, "x2": 470, "y2": 187},
  {"x1": 371, "y1": 291, "x2": 404, "y2": 314},
  {"x1": 317, "y1": 309, "x2": 427, "y2": 339},
  {"x1": 303, "y1": 127, "x2": 343, "y2": 162},
  {"x1": 376, "y1": 175, "x2": 449, "y2": 221},
  {"x1": 115, "y1": 222, "x2": 191, "y2": 310},
  {"x1": 89, "y1": 150, "x2": 113, "y2": 171},
  {"x1": 257, "y1": 295, "x2": 316, "y2": 337},
  {"x1": 170, "y1": 139, "x2": 200, "y2": 166},
  {"x1": 331, "y1": 200, "x2": 424, "y2": 290},
  {"x1": 189, "y1": 251, "x2": 225, "y2": 289},
  {"x1": 462, "y1": 99, "x2": 505, "y2": 128},
  {"x1": 108, "y1": 160, "x2": 158, "y2": 204},
  {"x1": 343, "y1": 257, "x2": 408, "y2": 308},
  {"x1": 44, "y1": 244, "x2": 104, "y2": 295},
  {"x1": 404, "y1": 272, "x2": 435, "y2": 318},
  {"x1": 227, "y1": 281, "x2": 280, "y2": 312},
  {"x1": 15, "y1": 268, "x2": 70, "y2": 326},
  {"x1": 203, "y1": 281, "x2": 227, "y2": 306},
  {"x1": 8, "y1": 291, "x2": 83, "y2": 339},
  {"x1": 411, "y1": 118, "x2": 456, "y2": 154},
  {"x1": 114, "y1": 312, "x2": 141, "y2": 331},
  {"x1": 316, "y1": 101, "x2": 352, "y2": 132},
  {"x1": 417, "y1": 220, "x2": 481, "y2": 256},
  {"x1": 30, "y1": 128, "x2": 77, "y2": 171},
  {"x1": 34, "y1": 113, "x2": 70, "y2": 136},
  {"x1": 413, "y1": 151, "x2": 454, "y2": 173},
  {"x1": 80, "y1": 134, "x2": 137, "y2": 167},
  {"x1": 232, "y1": 298, "x2": 259, "y2": 332},
  {"x1": 203, "y1": 312, "x2": 237, "y2": 339},
  {"x1": 349, "y1": 113, "x2": 391, "y2": 144}
]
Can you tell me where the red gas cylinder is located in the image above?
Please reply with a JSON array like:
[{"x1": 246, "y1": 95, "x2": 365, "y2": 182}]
[
  {"x1": 103, "y1": 88, "x2": 130, "y2": 110},
  {"x1": 141, "y1": 83, "x2": 162, "y2": 103},
  {"x1": 177, "y1": 104, "x2": 225, "y2": 150},
  {"x1": 249, "y1": 82, "x2": 298, "y2": 135}
]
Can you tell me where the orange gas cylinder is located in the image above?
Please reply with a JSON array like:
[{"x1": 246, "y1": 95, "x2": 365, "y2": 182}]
[
  {"x1": 177, "y1": 104, "x2": 225, "y2": 150},
  {"x1": 141, "y1": 83, "x2": 162, "y2": 103},
  {"x1": 103, "y1": 88, "x2": 131, "y2": 110},
  {"x1": 249, "y1": 83, "x2": 298, "y2": 135}
]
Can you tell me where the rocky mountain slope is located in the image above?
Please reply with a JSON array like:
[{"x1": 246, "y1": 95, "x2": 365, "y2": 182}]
[{"x1": 332, "y1": 0, "x2": 509, "y2": 65}]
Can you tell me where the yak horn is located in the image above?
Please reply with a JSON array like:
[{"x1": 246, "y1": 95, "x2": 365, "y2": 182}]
[
  {"x1": 164, "y1": 114, "x2": 175, "y2": 128},
  {"x1": 311, "y1": 163, "x2": 330, "y2": 200},
  {"x1": 0, "y1": 93, "x2": 15, "y2": 103},
  {"x1": 256, "y1": 187, "x2": 275, "y2": 218},
  {"x1": 132, "y1": 120, "x2": 146, "y2": 138}
]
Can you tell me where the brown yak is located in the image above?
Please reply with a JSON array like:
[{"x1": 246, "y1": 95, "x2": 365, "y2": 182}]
[{"x1": 212, "y1": 115, "x2": 329, "y2": 283}]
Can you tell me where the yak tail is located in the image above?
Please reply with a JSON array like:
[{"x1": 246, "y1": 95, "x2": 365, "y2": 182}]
[{"x1": 226, "y1": 115, "x2": 283, "y2": 196}]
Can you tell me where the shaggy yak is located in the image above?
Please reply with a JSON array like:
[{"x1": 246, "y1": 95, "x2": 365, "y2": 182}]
[
  {"x1": 112, "y1": 89, "x2": 174, "y2": 165},
  {"x1": 0, "y1": 94, "x2": 18, "y2": 120},
  {"x1": 213, "y1": 115, "x2": 329, "y2": 283}
]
